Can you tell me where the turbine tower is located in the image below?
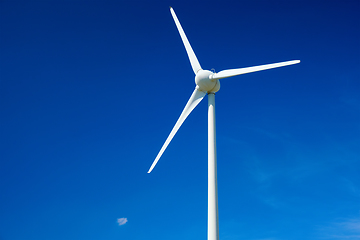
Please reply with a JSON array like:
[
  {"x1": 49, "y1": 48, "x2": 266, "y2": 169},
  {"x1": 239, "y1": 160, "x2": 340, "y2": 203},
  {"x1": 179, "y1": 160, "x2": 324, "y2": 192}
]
[{"x1": 148, "y1": 7, "x2": 300, "y2": 240}]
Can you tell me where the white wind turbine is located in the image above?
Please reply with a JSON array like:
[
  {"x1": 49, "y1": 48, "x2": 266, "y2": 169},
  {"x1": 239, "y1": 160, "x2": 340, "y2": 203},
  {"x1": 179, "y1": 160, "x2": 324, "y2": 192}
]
[{"x1": 148, "y1": 7, "x2": 300, "y2": 240}]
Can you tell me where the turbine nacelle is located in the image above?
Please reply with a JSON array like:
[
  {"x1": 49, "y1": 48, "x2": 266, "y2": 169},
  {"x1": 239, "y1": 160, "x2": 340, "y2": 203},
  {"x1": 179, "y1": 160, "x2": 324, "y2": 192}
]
[{"x1": 195, "y1": 70, "x2": 220, "y2": 93}]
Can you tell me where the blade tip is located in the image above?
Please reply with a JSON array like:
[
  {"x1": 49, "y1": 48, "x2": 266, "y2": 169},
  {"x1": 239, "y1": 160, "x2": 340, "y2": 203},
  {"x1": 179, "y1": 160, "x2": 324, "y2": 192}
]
[{"x1": 147, "y1": 166, "x2": 154, "y2": 173}]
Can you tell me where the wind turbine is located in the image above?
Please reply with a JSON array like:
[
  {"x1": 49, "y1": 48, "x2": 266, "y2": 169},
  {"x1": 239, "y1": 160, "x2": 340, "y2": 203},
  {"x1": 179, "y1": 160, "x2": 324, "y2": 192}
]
[{"x1": 148, "y1": 7, "x2": 300, "y2": 240}]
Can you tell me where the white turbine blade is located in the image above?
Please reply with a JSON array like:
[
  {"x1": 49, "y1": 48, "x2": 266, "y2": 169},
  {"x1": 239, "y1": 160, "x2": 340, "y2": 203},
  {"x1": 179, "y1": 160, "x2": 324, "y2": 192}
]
[
  {"x1": 211, "y1": 60, "x2": 300, "y2": 80},
  {"x1": 148, "y1": 88, "x2": 206, "y2": 173},
  {"x1": 170, "y1": 7, "x2": 202, "y2": 74}
]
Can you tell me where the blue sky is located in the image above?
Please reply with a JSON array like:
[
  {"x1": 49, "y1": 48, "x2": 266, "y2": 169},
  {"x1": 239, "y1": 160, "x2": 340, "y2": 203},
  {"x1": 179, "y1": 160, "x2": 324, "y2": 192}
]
[{"x1": 0, "y1": 0, "x2": 359, "y2": 239}]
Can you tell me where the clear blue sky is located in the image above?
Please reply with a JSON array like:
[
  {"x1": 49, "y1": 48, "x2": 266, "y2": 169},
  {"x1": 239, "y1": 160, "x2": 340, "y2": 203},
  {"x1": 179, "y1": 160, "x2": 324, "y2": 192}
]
[{"x1": 1, "y1": 1, "x2": 359, "y2": 239}]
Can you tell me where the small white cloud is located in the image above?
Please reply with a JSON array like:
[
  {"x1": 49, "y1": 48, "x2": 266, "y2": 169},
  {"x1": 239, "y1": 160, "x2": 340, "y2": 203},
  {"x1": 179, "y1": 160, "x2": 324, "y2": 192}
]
[{"x1": 117, "y1": 218, "x2": 128, "y2": 226}]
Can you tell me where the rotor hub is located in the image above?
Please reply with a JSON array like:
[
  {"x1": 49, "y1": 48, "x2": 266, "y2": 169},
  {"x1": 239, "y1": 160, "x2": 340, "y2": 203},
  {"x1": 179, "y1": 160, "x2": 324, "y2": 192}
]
[{"x1": 195, "y1": 70, "x2": 220, "y2": 93}]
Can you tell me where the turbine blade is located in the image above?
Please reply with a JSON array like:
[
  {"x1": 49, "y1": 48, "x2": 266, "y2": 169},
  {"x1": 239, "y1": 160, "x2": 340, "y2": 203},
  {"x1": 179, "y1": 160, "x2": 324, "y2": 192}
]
[
  {"x1": 148, "y1": 88, "x2": 206, "y2": 173},
  {"x1": 211, "y1": 60, "x2": 300, "y2": 80},
  {"x1": 170, "y1": 7, "x2": 202, "y2": 74}
]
